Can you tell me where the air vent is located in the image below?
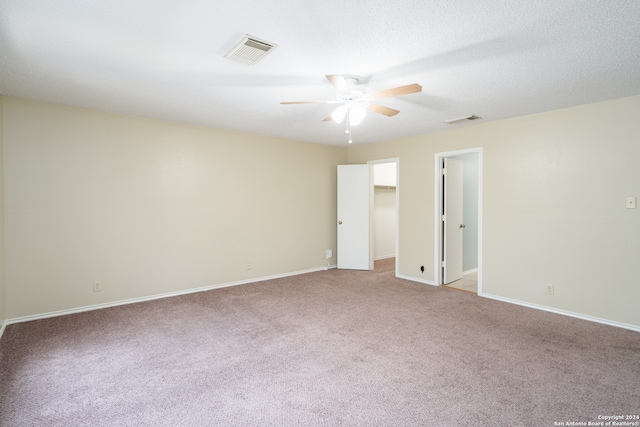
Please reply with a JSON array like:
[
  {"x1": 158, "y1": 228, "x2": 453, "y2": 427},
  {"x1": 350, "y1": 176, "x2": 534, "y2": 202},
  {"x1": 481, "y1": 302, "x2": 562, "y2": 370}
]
[
  {"x1": 444, "y1": 115, "x2": 482, "y2": 125},
  {"x1": 223, "y1": 35, "x2": 277, "y2": 66}
]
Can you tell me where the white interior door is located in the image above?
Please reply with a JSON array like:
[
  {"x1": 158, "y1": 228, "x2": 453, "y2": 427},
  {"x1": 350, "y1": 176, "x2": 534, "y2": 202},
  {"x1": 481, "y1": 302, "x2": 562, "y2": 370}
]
[
  {"x1": 443, "y1": 158, "x2": 464, "y2": 284},
  {"x1": 337, "y1": 164, "x2": 372, "y2": 270}
]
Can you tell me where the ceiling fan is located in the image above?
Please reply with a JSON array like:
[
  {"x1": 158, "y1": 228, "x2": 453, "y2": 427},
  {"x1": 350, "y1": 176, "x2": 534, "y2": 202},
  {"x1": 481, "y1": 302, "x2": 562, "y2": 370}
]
[{"x1": 280, "y1": 75, "x2": 422, "y2": 142}]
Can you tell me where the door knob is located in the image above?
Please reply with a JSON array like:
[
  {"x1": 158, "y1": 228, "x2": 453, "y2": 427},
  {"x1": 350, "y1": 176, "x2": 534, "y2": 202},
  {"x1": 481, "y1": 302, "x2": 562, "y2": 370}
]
[
  {"x1": 338, "y1": 220, "x2": 343, "y2": 225},
  {"x1": 460, "y1": 224, "x2": 466, "y2": 228}
]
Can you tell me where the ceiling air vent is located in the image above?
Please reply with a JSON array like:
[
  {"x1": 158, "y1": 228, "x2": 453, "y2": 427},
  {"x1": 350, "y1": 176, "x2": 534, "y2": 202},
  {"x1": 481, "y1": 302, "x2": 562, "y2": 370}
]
[
  {"x1": 444, "y1": 115, "x2": 482, "y2": 125},
  {"x1": 223, "y1": 35, "x2": 277, "y2": 66}
]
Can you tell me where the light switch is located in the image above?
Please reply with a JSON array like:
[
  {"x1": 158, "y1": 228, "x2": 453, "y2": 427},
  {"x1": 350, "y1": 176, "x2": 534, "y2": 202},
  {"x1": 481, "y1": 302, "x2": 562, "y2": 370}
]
[{"x1": 626, "y1": 197, "x2": 637, "y2": 209}]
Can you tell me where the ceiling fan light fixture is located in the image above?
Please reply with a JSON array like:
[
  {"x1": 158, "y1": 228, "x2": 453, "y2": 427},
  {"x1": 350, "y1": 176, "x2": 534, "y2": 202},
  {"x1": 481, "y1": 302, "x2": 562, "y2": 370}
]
[
  {"x1": 331, "y1": 106, "x2": 348, "y2": 123},
  {"x1": 280, "y1": 74, "x2": 421, "y2": 143},
  {"x1": 349, "y1": 105, "x2": 367, "y2": 126}
]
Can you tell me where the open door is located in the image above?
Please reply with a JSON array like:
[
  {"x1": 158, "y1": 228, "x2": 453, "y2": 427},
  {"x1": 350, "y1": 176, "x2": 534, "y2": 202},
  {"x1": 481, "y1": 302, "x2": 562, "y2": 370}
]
[
  {"x1": 337, "y1": 164, "x2": 372, "y2": 270},
  {"x1": 443, "y1": 158, "x2": 464, "y2": 284},
  {"x1": 435, "y1": 149, "x2": 482, "y2": 293}
]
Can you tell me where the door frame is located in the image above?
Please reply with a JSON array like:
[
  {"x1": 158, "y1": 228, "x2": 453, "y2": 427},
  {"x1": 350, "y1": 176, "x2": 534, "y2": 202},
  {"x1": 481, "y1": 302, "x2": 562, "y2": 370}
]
[
  {"x1": 434, "y1": 148, "x2": 483, "y2": 294},
  {"x1": 368, "y1": 158, "x2": 400, "y2": 276}
]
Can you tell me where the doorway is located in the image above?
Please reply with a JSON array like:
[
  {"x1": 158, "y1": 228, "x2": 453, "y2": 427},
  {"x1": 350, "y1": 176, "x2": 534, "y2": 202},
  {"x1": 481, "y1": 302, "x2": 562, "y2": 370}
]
[
  {"x1": 434, "y1": 149, "x2": 482, "y2": 295},
  {"x1": 371, "y1": 160, "x2": 399, "y2": 274}
]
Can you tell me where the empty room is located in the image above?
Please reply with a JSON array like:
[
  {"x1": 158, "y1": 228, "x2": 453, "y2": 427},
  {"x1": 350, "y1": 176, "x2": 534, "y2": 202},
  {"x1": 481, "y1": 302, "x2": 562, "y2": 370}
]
[{"x1": 1, "y1": 1, "x2": 639, "y2": 426}]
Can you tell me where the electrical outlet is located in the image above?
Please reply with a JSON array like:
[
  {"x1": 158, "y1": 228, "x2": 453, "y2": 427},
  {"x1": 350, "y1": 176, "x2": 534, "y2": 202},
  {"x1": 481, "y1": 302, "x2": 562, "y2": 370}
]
[
  {"x1": 246, "y1": 262, "x2": 251, "y2": 271},
  {"x1": 93, "y1": 281, "x2": 102, "y2": 292},
  {"x1": 545, "y1": 284, "x2": 554, "y2": 295},
  {"x1": 626, "y1": 196, "x2": 637, "y2": 209}
]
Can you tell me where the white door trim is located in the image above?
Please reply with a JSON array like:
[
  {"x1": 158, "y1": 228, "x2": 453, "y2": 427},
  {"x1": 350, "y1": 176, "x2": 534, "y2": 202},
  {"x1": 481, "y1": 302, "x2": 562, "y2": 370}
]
[
  {"x1": 368, "y1": 158, "x2": 400, "y2": 276},
  {"x1": 434, "y1": 148, "x2": 483, "y2": 295}
]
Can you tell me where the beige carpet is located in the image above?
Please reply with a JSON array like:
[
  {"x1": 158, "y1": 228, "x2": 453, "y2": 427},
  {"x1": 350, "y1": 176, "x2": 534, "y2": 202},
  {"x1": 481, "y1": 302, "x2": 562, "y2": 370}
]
[{"x1": 1, "y1": 260, "x2": 639, "y2": 426}]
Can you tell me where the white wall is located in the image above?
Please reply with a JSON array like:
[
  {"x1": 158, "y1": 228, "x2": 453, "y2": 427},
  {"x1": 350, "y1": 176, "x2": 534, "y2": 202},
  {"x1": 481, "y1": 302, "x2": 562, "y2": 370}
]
[
  {"x1": 348, "y1": 95, "x2": 640, "y2": 329},
  {"x1": 374, "y1": 188, "x2": 396, "y2": 259},
  {"x1": 3, "y1": 98, "x2": 347, "y2": 319},
  {"x1": 0, "y1": 96, "x2": 5, "y2": 330},
  {"x1": 373, "y1": 162, "x2": 397, "y2": 187}
]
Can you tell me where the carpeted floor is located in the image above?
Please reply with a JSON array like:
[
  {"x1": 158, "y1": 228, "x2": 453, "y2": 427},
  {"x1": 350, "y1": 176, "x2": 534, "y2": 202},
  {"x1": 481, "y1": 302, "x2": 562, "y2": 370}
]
[{"x1": 1, "y1": 260, "x2": 639, "y2": 426}]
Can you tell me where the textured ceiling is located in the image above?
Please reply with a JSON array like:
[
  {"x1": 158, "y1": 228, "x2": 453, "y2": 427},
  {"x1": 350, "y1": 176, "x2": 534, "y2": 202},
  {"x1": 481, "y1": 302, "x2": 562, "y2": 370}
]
[{"x1": 1, "y1": 0, "x2": 639, "y2": 146}]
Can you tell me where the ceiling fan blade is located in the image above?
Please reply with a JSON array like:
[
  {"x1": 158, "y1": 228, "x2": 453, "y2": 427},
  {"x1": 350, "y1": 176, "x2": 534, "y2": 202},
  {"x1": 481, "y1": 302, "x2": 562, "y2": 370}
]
[
  {"x1": 325, "y1": 75, "x2": 351, "y2": 94},
  {"x1": 370, "y1": 83, "x2": 422, "y2": 99},
  {"x1": 280, "y1": 100, "x2": 340, "y2": 105},
  {"x1": 368, "y1": 104, "x2": 400, "y2": 117},
  {"x1": 322, "y1": 106, "x2": 341, "y2": 122}
]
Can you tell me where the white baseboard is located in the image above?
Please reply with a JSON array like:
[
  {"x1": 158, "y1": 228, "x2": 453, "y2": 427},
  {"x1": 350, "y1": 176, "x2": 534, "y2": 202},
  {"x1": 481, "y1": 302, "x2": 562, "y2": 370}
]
[
  {"x1": 374, "y1": 255, "x2": 395, "y2": 261},
  {"x1": 463, "y1": 268, "x2": 478, "y2": 275},
  {"x1": 397, "y1": 274, "x2": 436, "y2": 286},
  {"x1": 0, "y1": 320, "x2": 6, "y2": 341},
  {"x1": 5, "y1": 266, "x2": 333, "y2": 326},
  {"x1": 482, "y1": 293, "x2": 640, "y2": 333},
  {"x1": 8, "y1": 269, "x2": 636, "y2": 334}
]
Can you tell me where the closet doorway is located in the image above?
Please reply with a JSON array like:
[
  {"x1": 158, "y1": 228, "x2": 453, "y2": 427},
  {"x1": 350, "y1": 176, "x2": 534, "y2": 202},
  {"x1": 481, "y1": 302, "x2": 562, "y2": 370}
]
[{"x1": 371, "y1": 159, "x2": 399, "y2": 274}]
